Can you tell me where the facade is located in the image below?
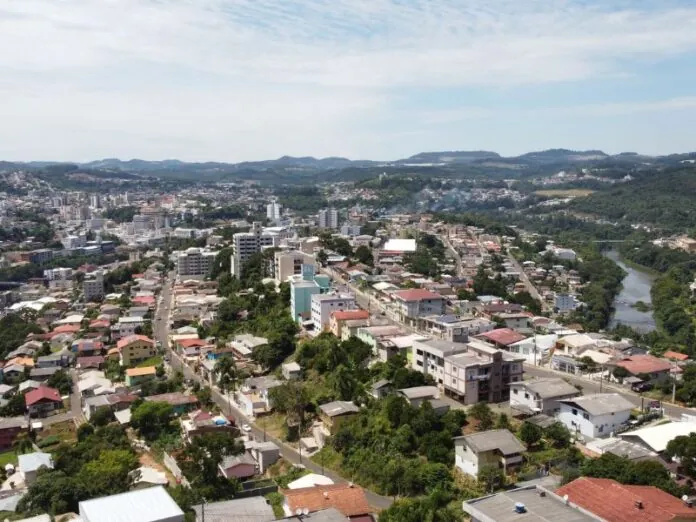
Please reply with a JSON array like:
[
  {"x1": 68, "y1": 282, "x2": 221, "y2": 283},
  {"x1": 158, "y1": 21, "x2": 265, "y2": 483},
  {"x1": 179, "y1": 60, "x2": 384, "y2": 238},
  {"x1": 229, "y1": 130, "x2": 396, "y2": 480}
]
[
  {"x1": 176, "y1": 248, "x2": 217, "y2": 279},
  {"x1": 329, "y1": 309, "x2": 370, "y2": 337},
  {"x1": 509, "y1": 378, "x2": 581, "y2": 416},
  {"x1": 558, "y1": 393, "x2": 634, "y2": 439},
  {"x1": 117, "y1": 335, "x2": 156, "y2": 366},
  {"x1": 83, "y1": 270, "x2": 105, "y2": 302},
  {"x1": 392, "y1": 289, "x2": 445, "y2": 320},
  {"x1": 554, "y1": 293, "x2": 580, "y2": 313},
  {"x1": 25, "y1": 386, "x2": 63, "y2": 418},
  {"x1": 274, "y1": 250, "x2": 316, "y2": 283},
  {"x1": 454, "y1": 429, "x2": 525, "y2": 478},
  {"x1": 125, "y1": 366, "x2": 157, "y2": 386},
  {"x1": 0, "y1": 416, "x2": 29, "y2": 450},
  {"x1": 311, "y1": 293, "x2": 357, "y2": 332},
  {"x1": 318, "y1": 401, "x2": 359, "y2": 435},
  {"x1": 340, "y1": 224, "x2": 362, "y2": 236},
  {"x1": 412, "y1": 338, "x2": 468, "y2": 385},
  {"x1": 231, "y1": 222, "x2": 276, "y2": 278},
  {"x1": 318, "y1": 208, "x2": 339, "y2": 229},
  {"x1": 266, "y1": 200, "x2": 282, "y2": 223}
]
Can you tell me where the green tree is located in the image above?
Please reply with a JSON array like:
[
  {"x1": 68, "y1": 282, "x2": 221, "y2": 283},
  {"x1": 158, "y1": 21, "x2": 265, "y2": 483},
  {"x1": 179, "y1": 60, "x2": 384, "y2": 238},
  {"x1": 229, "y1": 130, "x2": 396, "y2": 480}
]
[
  {"x1": 47, "y1": 370, "x2": 73, "y2": 395},
  {"x1": 469, "y1": 402, "x2": 494, "y2": 431},
  {"x1": 317, "y1": 249, "x2": 328, "y2": 266},
  {"x1": 354, "y1": 245, "x2": 374, "y2": 266},
  {"x1": 214, "y1": 355, "x2": 240, "y2": 414},
  {"x1": 665, "y1": 433, "x2": 696, "y2": 479},
  {"x1": 545, "y1": 422, "x2": 571, "y2": 448},
  {"x1": 478, "y1": 465, "x2": 505, "y2": 493},
  {"x1": 17, "y1": 470, "x2": 85, "y2": 515},
  {"x1": 520, "y1": 422, "x2": 543, "y2": 448},
  {"x1": 495, "y1": 413, "x2": 511, "y2": 431},
  {"x1": 130, "y1": 401, "x2": 175, "y2": 441},
  {"x1": 90, "y1": 408, "x2": 115, "y2": 427},
  {"x1": 78, "y1": 449, "x2": 139, "y2": 497},
  {"x1": 612, "y1": 366, "x2": 629, "y2": 382}
]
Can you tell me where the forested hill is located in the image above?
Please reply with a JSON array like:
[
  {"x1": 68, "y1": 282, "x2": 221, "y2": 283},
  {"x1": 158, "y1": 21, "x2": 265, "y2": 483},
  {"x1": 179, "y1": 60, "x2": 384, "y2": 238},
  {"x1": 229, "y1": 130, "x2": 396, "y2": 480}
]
[{"x1": 567, "y1": 167, "x2": 696, "y2": 232}]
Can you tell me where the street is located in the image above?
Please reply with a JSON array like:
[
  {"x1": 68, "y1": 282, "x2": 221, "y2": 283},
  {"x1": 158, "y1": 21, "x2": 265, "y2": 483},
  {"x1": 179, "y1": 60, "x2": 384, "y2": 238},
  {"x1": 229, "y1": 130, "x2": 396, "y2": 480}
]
[{"x1": 154, "y1": 272, "x2": 394, "y2": 510}]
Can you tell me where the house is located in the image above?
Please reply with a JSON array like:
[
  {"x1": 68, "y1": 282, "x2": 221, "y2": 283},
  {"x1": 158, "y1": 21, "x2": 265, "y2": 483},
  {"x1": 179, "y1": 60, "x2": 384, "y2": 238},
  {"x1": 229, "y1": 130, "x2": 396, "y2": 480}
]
[
  {"x1": 0, "y1": 416, "x2": 29, "y2": 450},
  {"x1": 509, "y1": 378, "x2": 581, "y2": 416},
  {"x1": 78, "y1": 371, "x2": 117, "y2": 398},
  {"x1": 2, "y1": 364, "x2": 26, "y2": 382},
  {"x1": 318, "y1": 401, "x2": 359, "y2": 435},
  {"x1": 130, "y1": 466, "x2": 168, "y2": 490},
  {"x1": 282, "y1": 483, "x2": 373, "y2": 520},
  {"x1": 115, "y1": 316, "x2": 145, "y2": 338},
  {"x1": 18, "y1": 452, "x2": 53, "y2": 485},
  {"x1": 610, "y1": 355, "x2": 674, "y2": 383},
  {"x1": 454, "y1": 429, "x2": 526, "y2": 478},
  {"x1": 237, "y1": 376, "x2": 282, "y2": 418},
  {"x1": 30, "y1": 367, "x2": 62, "y2": 381},
  {"x1": 398, "y1": 386, "x2": 439, "y2": 407},
  {"x1": 558, "y1": 393, "x2": 634, "y2": 439},
  {"x1": 77, "y1": 355, "x2": 106, "y2": 370},
  {"x1": 125, "y1": 366, "x2": 157, "y2": 386},
  {"x1": 78, "y1": 486, "x2": 185, "y2": 522},
  {"x1": 246, "y1": 440, "x2": 281, "y2": 473},
  {"x1": 495, "y1": 313, "x2": 531, "y2": 330},
  {"x1": 18, "y1": 380, "x2": 41, "y2": 394},
  {"x1": 463, "y1": 484, "x2": 603, "y2": 522},
  {"x1": 370, "y1": 379, "x2": 392, "y2": 399},
  {"x1": 218, "y1": 453, "x2": 257, "y2": 479},
  {"x1": 619, "y1": 421, "x2": 696, "y2": 454},
  {"x1": 330, "y1": 309, "x2": 370, "y2": 338},
  {"x1": 72, "y1": 339, "x2": 104, "y2": 356},
  {"x1": 145, "y1": 392, "x2": 199, "y2": 414},
  {"x1": 192, "y1": 497, "x2": 275, "y2": 522},
  {"x1": 83, "y1": 395, "x2": 112, "y2": 421},
  {"x1": 556, "y1": 477, "x2": 696, "y2": 522},
  {"x1": 117, "y1": 335, "x2": 156, "y2": 366},
  {"x1": 25, "y1": 385, "x2": 63, "y2": 418},
  {"x1": 311, "y1": 293, "x2": 357, "y2": 332},
  {"x1": 392, "y1": 289, "x2": 445, "y2": 321},
  {"x1": 0, "y1": 383, "x2": 16, "y2": 398},
  {"x1": 181, "y1": 410, "x2": 235, "y2": 441},
  {"x1": 35, "y1": 353, "x2": 71, "y2": 369},
  {"x1": 477, "y1": 328, "x2": 527, "y2": 350},
  {"x1": 282, "y1": 362, "x2": 301, "y2": 380}
]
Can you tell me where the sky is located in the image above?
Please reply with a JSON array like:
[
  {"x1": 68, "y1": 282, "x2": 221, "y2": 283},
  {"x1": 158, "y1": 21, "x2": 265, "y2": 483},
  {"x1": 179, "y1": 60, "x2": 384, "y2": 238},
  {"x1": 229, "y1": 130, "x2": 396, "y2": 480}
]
[{"x1": 2, "y1": 0, "x2": 696, "y2": 162}]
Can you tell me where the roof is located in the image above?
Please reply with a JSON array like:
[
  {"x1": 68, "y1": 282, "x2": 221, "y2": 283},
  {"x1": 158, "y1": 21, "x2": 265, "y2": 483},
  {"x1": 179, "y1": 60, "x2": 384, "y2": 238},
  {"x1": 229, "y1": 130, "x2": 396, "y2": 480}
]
[
  {"x1": 664, "y1": 350, "x2": 689, "y2": 361},
  {"x1": 78, "y1": 485, "x2": 184, "y2": 522},
  {"x1": 176, "y1": 338, "x2": 206, "y2": 348},
  {"x1": 614, "y1": 355, "x2": 672, "y2": 375},
  {"x1": 559, "y1": 393, "x2": 634, "y2": 416},
  {"x1": 0, "y1": 416, "x2": 27, "y2": 431},
  {"x1": 556, "y1": 477, "x2": 696, "y2": 522},
  {"x1": 398, "y1": 386, "x2": 439, "y2": 400},
  {"x1": 371, "y1": 379, "x2": 392, "y2": 391},
  {"x1": 145, "y1": 392, "x2": 198, "y2": 407},
  {"x1": 287, "y1": 473, "x2": 335, "y2": 490},
  {"x1": 513, "y1": 378, "x2": 579, "y2": 399},
  {"x1": 283, "y1": 483, "x2": 371, "y2": 517},
  {"x1": 77, "y1": 355, "x2": 105, "y2": 368},
  {"x1": 220, "y1": 453, "x2": 256, "y2": 469},
  {"x1": 478, "y1": 328, "x2": 527, "y2": 346},
  {"x1": 25, "y1": 386, "x2": 61, "y2": 407},
  {"x1": 456, "y1": 429, "x2": 526, "y2": 455},
  {"x1": 463, "y1": 485, "x2": 602, "y2": 522},
  {"x1": 393, "y1": 289, "x2": 443, "y2": 302},
  {"x1": 620, "y1": 421, "x2": 696, "y2": 453},
  {"x1": 116, "y1": 334, "x2": 154, "y2": 350},
  {"x1": 18, "y1": 452, "x2": 53, "y2": 473},
  {"x1": 319, "y1": 401, "x2": 359, "y2": 417},
  {"x1": 193, "y1": 497, "x2": 275, "y2": 522},
  {"x1": 279, "y1": 508, "x2": 347, "y2": 522},
  {"x1": 382, "y1": 238, "x2": 417, "y2": 252},
  {"x1": 331, "y1": 309, "x2": 370, "y2": 321},
  {"x1": 126, "y1": 366, "x2": 157, "y2": 377}
]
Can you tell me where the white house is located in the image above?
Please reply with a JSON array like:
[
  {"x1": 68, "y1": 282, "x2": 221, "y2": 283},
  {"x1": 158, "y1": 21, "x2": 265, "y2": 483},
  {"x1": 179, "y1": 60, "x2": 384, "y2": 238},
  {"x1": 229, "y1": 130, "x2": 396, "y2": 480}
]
[
  {"x1": 554, "y1": 293, "x2": 580, "y2": 313},
  {"x1": 310, "y1": 293, "x2": 356, "y2": 333},
  {"x1": 557, "y1": 394, "x2": 634, "y2": 439},
  {"x1": 454, "y1": 430, "x2": 525, "y2": 478},
  {"x1": 392, "y1": 289, "x2": 445, "y2": 320},
  {"x1": 509, "y1": 377, "x2": 581, "y2": 416}
]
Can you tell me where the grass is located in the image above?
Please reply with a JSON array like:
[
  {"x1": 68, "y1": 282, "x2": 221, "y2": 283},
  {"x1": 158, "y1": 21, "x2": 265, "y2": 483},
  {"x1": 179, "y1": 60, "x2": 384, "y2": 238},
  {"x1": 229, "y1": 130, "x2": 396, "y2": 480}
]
[
  {"x1": 311, "y1": 447, "x2": 343, "y2": 473},
  {"x1": 257, "y1": 413, "x2": 287, "y2": 441},
  {"x1": 265, "y1": 492, "x2": 285, "y2": 519},
  {"x1": 0, "y1": 451, "x2": 18, "y2": 467},
  {"x1": 137, "y1": 356, "x2": 163, "y2": 368},
  {"x1": 37, "y1": 419, "x2": 77, "y2": 446},
  {"x1": 535, "y1": 189, "x2": 595, "y2": 198}
]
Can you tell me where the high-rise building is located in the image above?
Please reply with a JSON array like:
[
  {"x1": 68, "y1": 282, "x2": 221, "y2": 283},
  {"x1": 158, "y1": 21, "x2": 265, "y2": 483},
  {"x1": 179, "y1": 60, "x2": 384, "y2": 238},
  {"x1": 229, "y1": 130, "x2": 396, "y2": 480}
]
[
  {"x1": 83, "y1": 271, "x2": 105, "y2": 302},
  {"x1": 230, "y1": 222, "x2": 276, "y2": 278},
  {"x1": 177, "y1": 247, "x2": 217, "y2": 279},
  {"x1": 89, "y1": 194, "x2": 102, "y2": 209},
  {"x1": 266, "y1": 201, "x2": 282, "y2": 223},
  {"x1": 318, "y1": 208, "x2": 339, "y2": 230}
]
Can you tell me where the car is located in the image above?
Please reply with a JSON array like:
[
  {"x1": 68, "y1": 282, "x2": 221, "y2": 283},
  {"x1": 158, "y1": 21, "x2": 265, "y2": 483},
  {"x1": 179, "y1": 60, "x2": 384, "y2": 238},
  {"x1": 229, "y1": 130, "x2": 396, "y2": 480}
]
[
  {"x1": 631, "y1": 382, "x2": 653, "y2": 392},
  {"x1": 241, "y1": 424, "x2": 252, "y2": 433}
]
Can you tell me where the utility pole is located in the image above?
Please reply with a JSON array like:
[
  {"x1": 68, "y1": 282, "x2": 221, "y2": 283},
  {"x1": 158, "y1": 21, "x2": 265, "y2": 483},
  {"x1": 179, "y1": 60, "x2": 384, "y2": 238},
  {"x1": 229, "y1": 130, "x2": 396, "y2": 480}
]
[
  {"x1": 599, "y1": 365, "x2": 603, "y2": 393},
  {"x1": 672, "y1": 360, "x2": 677, "y2": 403}
]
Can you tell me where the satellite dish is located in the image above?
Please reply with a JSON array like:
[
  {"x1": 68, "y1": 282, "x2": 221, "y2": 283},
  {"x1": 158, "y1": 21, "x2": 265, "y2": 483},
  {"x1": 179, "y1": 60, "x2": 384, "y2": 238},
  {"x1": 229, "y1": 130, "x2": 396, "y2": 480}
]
[
  {"x1": 295, "y1": 509, "x2": 302, "y2": 516},
  {"x1": 683, "y1": 495, "x2": 689, "y2": 501},
  {"x1": 303, "y1": 508, "x2": 310, "y2": 515}
]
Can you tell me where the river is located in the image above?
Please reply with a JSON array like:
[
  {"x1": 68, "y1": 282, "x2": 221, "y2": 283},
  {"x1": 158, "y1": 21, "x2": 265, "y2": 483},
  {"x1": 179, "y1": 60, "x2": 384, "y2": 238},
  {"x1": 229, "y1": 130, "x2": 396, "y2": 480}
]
[{"x1": 603, "y1": 249, "x2": 657, "y2": 332}]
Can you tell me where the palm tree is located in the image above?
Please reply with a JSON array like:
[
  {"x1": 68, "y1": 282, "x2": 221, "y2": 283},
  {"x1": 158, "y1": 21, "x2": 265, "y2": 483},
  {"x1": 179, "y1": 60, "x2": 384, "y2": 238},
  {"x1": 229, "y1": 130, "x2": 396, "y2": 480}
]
[{"x1": 214, "y1": 355, "x2": 239, "y2": 416}]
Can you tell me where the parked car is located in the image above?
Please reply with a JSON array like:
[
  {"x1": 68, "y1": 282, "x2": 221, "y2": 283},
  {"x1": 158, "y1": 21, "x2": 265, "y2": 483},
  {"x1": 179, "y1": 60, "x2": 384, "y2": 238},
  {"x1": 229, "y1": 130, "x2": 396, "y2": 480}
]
[{"x1": 631, "y1": 382, "x2": 653, "y2": 392}]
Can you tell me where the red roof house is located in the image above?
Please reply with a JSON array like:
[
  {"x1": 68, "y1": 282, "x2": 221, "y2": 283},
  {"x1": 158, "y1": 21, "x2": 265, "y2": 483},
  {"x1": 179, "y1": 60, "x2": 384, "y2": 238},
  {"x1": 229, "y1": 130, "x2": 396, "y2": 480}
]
[
  {"x1": 664, "y1": 351, "x2": 689, "y2": 362},
  {"x1": 613, "y1": 355, "x2": 673, "y2": 378},
  {"x1": 556, "y1": 477, "x2": 696, "y2": 522},
  {"x1": 477, "y1": 328, "x2": 527, "y2": 348},
  {"x1": 25, "y1": 385, "x2": 62, "y2": 418},
  {"x1": 282, "y1": 484, "x2": 373, "y2": 519}
]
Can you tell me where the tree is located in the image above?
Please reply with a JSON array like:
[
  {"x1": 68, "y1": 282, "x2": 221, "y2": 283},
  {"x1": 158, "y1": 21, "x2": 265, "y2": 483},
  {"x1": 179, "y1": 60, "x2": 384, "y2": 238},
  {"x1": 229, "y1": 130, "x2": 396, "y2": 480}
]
[
  {"x1": 130, "y1": 401, "x2": 175, "y2": 441},
  {"x1": 90, "y1": 407, "x2": 115, "y2": 427},
  {"x1": 215, "y1": 355, "x2": 240, "y2": 415},
  {"x1": 17, "y1": 469, "x2": 85, "y2": 515},
  {"x1": 496, "y1": 413, "x2": 511, "y2": 431},
  {"x1": 612, "y1": 366, "x2": 629, "y2": 383},
  {"x1": 469, "y1": 402, "x2": 494, "y2": 431},
  {"x1": 316, "y1": 250, "x2": 328, "y2": 266},
  {"x1": 180, "y1": 432, "x2": 244, "y2": 501},
  {"x1": 665, "y1": 433, "x2": 696, "y2": 479},
  {"x1": 478, "y1": 465, "x2": 505, "y2": 493},
  {"x1": 77, "y1": 449, "x2": 140, "y2": 497},
  {"x1": 268, "y1": 381, "x2": 311, "y2": 434},
  {"x1": 545, "y1": 422, "x2": 571, "y2": 448},
  {"x1": 196, "y1": 386, "x2": 213, "y2": 408},
  {"x1": 354, "y1": 245, "x2": 373, "y2": 266},
  {"x1": 47, "y1": 370, "x2": 73, "y2": 395},
  {"x1": 520, "y1": 422, "x2": 543, "y2": 447}
]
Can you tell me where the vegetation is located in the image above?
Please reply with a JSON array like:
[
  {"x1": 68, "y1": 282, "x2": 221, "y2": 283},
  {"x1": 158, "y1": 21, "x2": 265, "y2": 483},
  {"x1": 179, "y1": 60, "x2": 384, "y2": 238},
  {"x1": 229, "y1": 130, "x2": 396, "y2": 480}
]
[
  {"x1": 102, "y1": 206, "x2": 138, "y2": 223},
  {"x1": 404, "y1": 233, "x2": 447, "y2": 277},
  {"x1": 0, "y1": 313, "x2": 43, "y2": 360}
]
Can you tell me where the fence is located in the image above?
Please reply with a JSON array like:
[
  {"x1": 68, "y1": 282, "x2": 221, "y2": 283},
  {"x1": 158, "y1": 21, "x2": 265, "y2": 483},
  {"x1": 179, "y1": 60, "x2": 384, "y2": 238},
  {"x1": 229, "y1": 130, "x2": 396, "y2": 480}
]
[
  {"x1": 235, "y1": 479, "x2": 278, "y2": 499},
  {"x1": 163, "y1": 452, "x2": 190, "y2": 487}
]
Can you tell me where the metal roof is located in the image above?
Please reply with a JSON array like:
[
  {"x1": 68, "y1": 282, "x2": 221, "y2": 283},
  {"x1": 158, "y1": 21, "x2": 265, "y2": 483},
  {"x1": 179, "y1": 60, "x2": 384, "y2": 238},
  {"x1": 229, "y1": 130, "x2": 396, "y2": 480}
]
[
  {"x1": 514, "y1": 378, "x2": 580, "y2": 399},
  {"x1": 559, "y1": 393, "x2": 634, "y2": 416},
  {"x1": 193, "y1": 497, "x2": 275, "y2": 522},
  {"x1": 456, "y1": 429, "x2": 526, "y2": 456},
  {"x1": 78, "y1": 485, "x2": 184, "y2": 522}
]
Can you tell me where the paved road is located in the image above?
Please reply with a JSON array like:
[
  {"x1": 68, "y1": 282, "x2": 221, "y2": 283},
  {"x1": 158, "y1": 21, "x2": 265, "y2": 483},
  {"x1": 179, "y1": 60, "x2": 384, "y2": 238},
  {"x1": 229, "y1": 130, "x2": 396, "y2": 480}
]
[
  {"x1": 155, "y1": 272, "x2": 394, "y2": 510},
  {"x1": 524, "y1": 363, "x2": 692, "y2": 419},
  {"x1": 442, "y1": 233, "x2": 463, "y2": 277},
  {"x1": 506, "y1": 254, "x2": 551, "y2": 313}
]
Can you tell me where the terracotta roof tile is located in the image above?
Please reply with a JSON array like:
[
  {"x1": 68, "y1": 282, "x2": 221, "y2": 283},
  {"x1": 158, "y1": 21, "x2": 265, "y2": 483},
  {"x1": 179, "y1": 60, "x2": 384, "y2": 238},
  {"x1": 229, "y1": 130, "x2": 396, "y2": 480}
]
[
  {"x1": 478, "y1": 328, "x2": 527, "y2": 346},
  {"x1": 116, "y1": 335, "x2": 154, "y2": 350},
  {"x1": 614, "y1": 355, "x2": 672, "y2": 375},
  {"x1": 331, "y1": 310, "x2": 370, "y2": 321},
  {"x1": 393, "y1": 289, "x2": 443, "y2": 301},
  {"x1": 283, "y1": 484, "x2": 371, "y2": 517}
]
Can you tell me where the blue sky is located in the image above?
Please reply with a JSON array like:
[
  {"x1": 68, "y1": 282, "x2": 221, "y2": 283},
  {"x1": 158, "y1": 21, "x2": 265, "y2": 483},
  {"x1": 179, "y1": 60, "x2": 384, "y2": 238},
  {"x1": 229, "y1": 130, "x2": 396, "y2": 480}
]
[{"x1": 1, "y1": 0, "x2": 696, "y2": 162}]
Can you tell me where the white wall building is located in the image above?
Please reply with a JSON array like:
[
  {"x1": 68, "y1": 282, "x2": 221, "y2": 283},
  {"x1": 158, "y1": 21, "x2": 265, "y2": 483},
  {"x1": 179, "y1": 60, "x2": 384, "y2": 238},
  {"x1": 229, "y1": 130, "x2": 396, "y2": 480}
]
[
  {"x1": 557, "y1": 394, "x2": 634, "y2": 439},
  {"x1": 318, "y1": 208, "x2": 339, "y2": 230},
  {"x1": 310, "y1": 293, "x2": 356, "y2": 332},
  {"x1": 44, "y1": 267, "x2": 73, "y2": 281},
  {"x1": 177, "y1": 248, "x2": 217, "y2": 279},
  {"x1": 266, "y1": 201, "x2": 282, "y2": 223},
  {"x1": 555, "y1": 293, "x2": 580, "y2": 313},
  {"x1": 509, "y1": 378, "x2": 581, "y2": 416},
  {"x1": 231, "y1": 222, "x2": 276, "y2": 278},
  {"x1": 273, "y1": 250, "x2": 316, "y2": 283}
]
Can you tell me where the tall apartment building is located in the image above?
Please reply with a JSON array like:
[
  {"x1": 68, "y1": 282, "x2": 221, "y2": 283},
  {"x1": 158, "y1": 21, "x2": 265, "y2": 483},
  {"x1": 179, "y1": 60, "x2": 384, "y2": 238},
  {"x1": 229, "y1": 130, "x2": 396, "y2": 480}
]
[
  {"x1": 318, "y1": 208, "x2": 339, "y2": 230},
  {"x1": 273, "y1": 250, "x2": 316, "y2": 283},
  {"x1": 311, "y1": 293, "x2": 357, "y2": 332},
  {"x1": 412, "y1": 338, "x2": 525, "y2": 404},
  {"x1": 83, "y1": 271, "x2": 105, "y2": 302},
  {"x1": 89, "y1": 194, "x2": 102, "y2": 209},
  {"x1": 266, "y1": 201, "x2": 282, "y2": 223},
  {"x1": 230, "y1": 222, "x2": 276, "y2": 278},
  {"x1": 133, "y1": 215, "x2": 153, "y2": 233},
  {"x1": 44, "y1": 267, "x2": 73, "y2": 281},
  {"x1": 177, "y1": 248, "x2": 217, "y2": 279}
]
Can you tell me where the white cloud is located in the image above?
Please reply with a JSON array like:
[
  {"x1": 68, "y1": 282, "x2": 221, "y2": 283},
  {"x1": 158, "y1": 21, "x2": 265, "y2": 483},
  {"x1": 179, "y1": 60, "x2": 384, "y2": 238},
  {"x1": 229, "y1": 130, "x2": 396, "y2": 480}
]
[{"x1": 1, "y1": 0, "x2": 696, "y2": 160}]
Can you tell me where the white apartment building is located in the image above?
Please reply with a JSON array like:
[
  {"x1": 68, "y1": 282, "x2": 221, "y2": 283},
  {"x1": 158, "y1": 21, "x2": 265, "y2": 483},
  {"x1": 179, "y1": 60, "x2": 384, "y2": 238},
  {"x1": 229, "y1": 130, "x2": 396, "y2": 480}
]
[
  {"x1": 273, "y1": 250, "x2": 316, "y2": 283},
  {"x1": 62, "y1": 234, "x2": 86, "y2": 250},
  {"x1": 311, "y1": 293, "x2": 356, "y2": 332},
  {"x1": 44, "y1": 267, "x2": 73, "y2": 281},
  {"x1": 554, "y1": 293, "x2": 580, "y2": 313},
  {"x1": 266, "y1": 201, "x2": 282, "y2": 223},
  {"x1": 177, "y1": 248, "x2": 217, "y2": 279},
  {"x1": 89, "y1": 194, "x2": 101, "y2": 209},
  {"x1": 318, "y1": 208, "x2": 339, "y2": 230},
  {"x1": 340, "y1": 224, "x2": 362, "y2": 237},
  {"x1": 83, "y1": 271, "x2": 104, "y2": 302},
  {"x1": 231, "y1": 222, "x2": 276, "y2": 278}
]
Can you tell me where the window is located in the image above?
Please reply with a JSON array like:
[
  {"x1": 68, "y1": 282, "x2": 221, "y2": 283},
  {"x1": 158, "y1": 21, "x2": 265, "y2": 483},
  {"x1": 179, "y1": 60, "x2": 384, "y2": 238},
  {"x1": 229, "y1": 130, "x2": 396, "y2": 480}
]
[
  {"x1": 513, "y1": 389, "x2": 518, "y2": 395},
  {"x1": 524, "y1": 393, "x2": 530, "y2": 399},
  {"x1": 583, "y1": 413, "x2": 589, "y2": 420},
  {"x1": 572, "y1": 409, "x2": 578, "y2": 416}
]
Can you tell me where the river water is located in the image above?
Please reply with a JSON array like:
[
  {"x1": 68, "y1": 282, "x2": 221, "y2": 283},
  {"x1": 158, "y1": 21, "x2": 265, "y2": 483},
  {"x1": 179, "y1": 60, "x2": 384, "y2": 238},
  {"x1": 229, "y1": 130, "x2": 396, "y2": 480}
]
[{"x1": 603, "y1": 249, "x2": 657, "y2": 332}]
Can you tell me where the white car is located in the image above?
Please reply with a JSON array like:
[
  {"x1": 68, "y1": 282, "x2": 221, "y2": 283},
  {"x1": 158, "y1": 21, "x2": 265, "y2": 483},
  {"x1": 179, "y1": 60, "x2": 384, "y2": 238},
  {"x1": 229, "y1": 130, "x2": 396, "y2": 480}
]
[{"x1": 241, "y1": 424, "x2": 252, "y2": 433}]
